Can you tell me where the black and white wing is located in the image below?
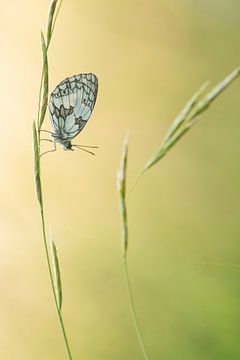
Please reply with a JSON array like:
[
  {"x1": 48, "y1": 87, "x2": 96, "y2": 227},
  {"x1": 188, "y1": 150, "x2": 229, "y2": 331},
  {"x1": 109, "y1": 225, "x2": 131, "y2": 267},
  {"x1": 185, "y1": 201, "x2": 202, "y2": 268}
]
[{"x1": 49, "y1": 73, "x2": 98, "y2": 141}]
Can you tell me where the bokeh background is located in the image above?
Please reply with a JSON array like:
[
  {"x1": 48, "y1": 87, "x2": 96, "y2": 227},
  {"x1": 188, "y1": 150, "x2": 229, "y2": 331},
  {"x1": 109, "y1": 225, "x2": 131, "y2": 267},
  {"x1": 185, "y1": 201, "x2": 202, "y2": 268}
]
[{"x1": 1, "y1": 0, "x2": 240, "y2": 359}]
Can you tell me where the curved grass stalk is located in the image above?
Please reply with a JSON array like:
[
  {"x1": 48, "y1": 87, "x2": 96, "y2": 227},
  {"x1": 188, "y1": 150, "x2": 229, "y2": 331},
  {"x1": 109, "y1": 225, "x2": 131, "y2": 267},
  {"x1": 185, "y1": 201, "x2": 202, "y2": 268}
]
[
  {"x1": 117, "y1": 134, "x2": 151, "y2": 360},
  {"x1": 123, "y1": 259, "x2": 151, "y2": 360},
  {"x1": 118, "y1": 68, "x2": 240, "y2": 359},
  {"x1": 33, "y1": 1, "x2": 73, "y2": 359},
  {"x1": 40, "y1": 204, "x2": 73, "y2": 359}
]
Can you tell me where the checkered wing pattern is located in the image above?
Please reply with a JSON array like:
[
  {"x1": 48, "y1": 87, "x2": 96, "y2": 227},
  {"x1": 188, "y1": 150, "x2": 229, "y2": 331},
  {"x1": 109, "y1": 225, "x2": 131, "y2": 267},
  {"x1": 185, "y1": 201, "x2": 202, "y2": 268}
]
[{"x1": 49, "y1": 73, "x2": 98, "y2": 141}]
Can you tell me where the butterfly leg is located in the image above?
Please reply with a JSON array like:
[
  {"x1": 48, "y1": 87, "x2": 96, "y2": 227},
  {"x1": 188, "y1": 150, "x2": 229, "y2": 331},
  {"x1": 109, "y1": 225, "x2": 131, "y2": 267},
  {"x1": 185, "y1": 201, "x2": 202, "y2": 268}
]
[
  {"x1": 39, "y1": 130, "x2": 53, "y2": 148},
  {"x1": 40, "y1": 138, "x2": 53, "y2": 143},
  {"x1": 40, "y1": 129, "x2": 53, "y2": 134},
  {"x1": 40, "y1": 141, "x2": 57, "y2": 158}
]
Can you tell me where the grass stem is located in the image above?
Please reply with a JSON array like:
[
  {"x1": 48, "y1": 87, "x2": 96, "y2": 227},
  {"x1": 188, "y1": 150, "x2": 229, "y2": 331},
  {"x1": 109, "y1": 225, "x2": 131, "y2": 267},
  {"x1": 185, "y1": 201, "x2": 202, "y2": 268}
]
[
  {"x1": 33, "y1": 1, "x2": 74, "y2": 358},
  {"x1": 123, "y1": 259, "x2": 151, "y2": 360},
  {"x1": 40, "y1": 209, "x2": 73, "y2": 359},
  {"x1": 118, "y1": 134, "x2": 151, "y2": 359}
]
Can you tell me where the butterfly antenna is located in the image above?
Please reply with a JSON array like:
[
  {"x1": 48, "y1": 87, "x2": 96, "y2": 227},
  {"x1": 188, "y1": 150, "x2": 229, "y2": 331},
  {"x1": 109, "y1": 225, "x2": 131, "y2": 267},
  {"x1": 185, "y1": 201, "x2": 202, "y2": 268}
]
[
  {"x1": 74, "y1": 144, "x2": 99, "y2": 149},
  {"x1": 72, "y1": 145, "x2": 97, "y2": 155}
]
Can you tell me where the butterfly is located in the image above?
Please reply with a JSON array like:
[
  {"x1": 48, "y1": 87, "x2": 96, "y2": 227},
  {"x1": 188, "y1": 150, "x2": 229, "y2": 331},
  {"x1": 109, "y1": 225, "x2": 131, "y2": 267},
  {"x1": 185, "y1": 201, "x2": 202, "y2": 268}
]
[{"x1": 41, "y1": 73, "x2": 98, "y2": 156}]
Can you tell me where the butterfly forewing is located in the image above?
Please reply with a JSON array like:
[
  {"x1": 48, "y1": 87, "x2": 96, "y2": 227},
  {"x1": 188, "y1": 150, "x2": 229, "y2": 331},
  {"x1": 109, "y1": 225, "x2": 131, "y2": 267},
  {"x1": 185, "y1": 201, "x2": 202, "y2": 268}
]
[{"x1": 49, "y1": 73, "x2": 98, "y2": 141}]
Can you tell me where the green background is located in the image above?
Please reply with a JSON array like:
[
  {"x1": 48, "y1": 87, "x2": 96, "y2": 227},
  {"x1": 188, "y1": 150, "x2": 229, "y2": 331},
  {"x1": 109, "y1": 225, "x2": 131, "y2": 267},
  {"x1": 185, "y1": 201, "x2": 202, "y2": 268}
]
[{"x1": 1, "y1": 0, "x2": 240, "y2": 358}]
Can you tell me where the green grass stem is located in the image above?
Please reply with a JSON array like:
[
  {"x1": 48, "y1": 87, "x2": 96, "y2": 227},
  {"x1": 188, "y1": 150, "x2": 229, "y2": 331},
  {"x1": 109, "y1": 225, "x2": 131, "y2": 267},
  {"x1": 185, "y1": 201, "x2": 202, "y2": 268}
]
[
  {"x1": 123, "y1": 259, "x2": 151, "y2": 360},
  {"x1": 33, "y1": 1, "x2": 73, "y2": 358},
  {"x1": 40, "y1": 208, "x2": 73, "y2": 359},
  {"x1": 119, "y1": 66, "x2": 240, "y2": 359},
  {"x1": 117, "y1": 134, "x2": 151, "y2": 360}
]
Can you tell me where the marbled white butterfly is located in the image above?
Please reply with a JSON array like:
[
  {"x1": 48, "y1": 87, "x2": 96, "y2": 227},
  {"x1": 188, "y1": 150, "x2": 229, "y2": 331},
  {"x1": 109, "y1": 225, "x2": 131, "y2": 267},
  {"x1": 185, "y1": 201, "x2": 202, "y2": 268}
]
[{"x1": 43, "y1": 73, "x2": 98, "y2": 155}]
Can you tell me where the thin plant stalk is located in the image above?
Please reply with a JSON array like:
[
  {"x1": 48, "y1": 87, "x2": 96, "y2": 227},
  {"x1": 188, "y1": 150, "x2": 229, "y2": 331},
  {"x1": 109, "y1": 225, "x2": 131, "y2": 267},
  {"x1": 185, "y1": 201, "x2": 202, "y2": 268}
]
[
  {"x1": 40, "y1": 206, "x2": 72, "y2": 359},
  {"x1": 123, "y1": 259, "x2": 151, "y2": 360},
  {"x1": 118, "y1": 66, "x2": 240, "y2": 359},
  {"x1": 33, "y1": 1, "x2": 73, "y2": 359},
  {"x1": 117, "y1": 134, "x2": 151, "y2": 360}
]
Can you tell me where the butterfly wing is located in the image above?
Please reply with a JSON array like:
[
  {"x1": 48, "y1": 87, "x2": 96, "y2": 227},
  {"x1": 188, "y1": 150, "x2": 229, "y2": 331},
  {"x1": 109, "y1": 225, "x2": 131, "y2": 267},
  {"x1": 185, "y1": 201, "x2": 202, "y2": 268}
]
[{"x1": 49, "y1": 73, "x2": 98, "y2": 141}]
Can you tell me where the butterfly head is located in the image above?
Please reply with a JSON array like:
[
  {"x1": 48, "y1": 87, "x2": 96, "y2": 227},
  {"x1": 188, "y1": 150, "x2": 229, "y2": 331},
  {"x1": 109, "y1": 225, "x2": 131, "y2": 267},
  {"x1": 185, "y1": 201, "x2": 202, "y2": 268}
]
[
  {"x1": 52, "y1": 133, "x2": 74, "y2": 151},
  {"x1": 63, "y1": 141, "x2": 74, "y2": 151}
]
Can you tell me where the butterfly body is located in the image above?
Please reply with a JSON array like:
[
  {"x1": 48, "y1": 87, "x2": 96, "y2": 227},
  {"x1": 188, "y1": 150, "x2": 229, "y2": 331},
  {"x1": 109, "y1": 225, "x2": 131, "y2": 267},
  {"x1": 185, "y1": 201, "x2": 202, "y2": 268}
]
[{"x1": 49, "y1": 73, "x2": 98, "y2": 151}]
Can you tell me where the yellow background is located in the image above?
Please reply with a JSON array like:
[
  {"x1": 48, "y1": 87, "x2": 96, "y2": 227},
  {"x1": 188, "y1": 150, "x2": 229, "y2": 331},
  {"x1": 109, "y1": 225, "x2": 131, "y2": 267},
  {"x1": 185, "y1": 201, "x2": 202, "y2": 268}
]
[{"x1": 1, "y1": 0, "x2": 240, "y2": 359}]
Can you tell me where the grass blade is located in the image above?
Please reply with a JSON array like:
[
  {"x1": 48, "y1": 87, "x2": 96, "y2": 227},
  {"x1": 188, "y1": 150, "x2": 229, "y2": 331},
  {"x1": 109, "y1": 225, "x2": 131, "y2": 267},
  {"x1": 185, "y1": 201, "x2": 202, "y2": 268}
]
[
  {"x1": 46, "y1": 0, "x2": 58, "y2": 46},
  {"x1": 162, "y1": 81, "x2": 209, "y2": 144},
  {"x1": 189, "y1": 66, "x2": 240, "y2": 121},
  {"x1": 50, "y1": 0, "x2": 64, "y2": 42},
  {"x1": 37, "y1": 0, "x2": 63, "y2": 130},
  {"x1": 32, "y1": 121, "x2": 42, "y2": 207},
  {"x1": 141, "y1": 66, "x2": 240, "y2": 175},
  {"x1": 39, "y1": 32, "x2": 49, "y2": 129},
  {"x1": 51, "y1": 238, "x2": 63, "y2": 310},
  {"x1": 117, "y1": 133, "x2": 129, "y2": 258}
]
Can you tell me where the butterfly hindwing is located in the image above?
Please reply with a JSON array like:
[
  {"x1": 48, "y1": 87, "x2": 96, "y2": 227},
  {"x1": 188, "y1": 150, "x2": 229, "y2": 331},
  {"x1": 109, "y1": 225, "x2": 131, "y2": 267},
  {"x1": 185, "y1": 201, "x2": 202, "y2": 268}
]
[{"x1": 49, "y1": 73, "x2": 98, "y2": 141}]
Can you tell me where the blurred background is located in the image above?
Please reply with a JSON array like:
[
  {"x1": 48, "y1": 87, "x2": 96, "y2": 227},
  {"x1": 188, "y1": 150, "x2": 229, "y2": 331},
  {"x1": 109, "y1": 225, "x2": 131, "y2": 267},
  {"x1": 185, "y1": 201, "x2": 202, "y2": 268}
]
[{"x1": 1, "y1": 0, "x2": 240, "y2": 359}]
